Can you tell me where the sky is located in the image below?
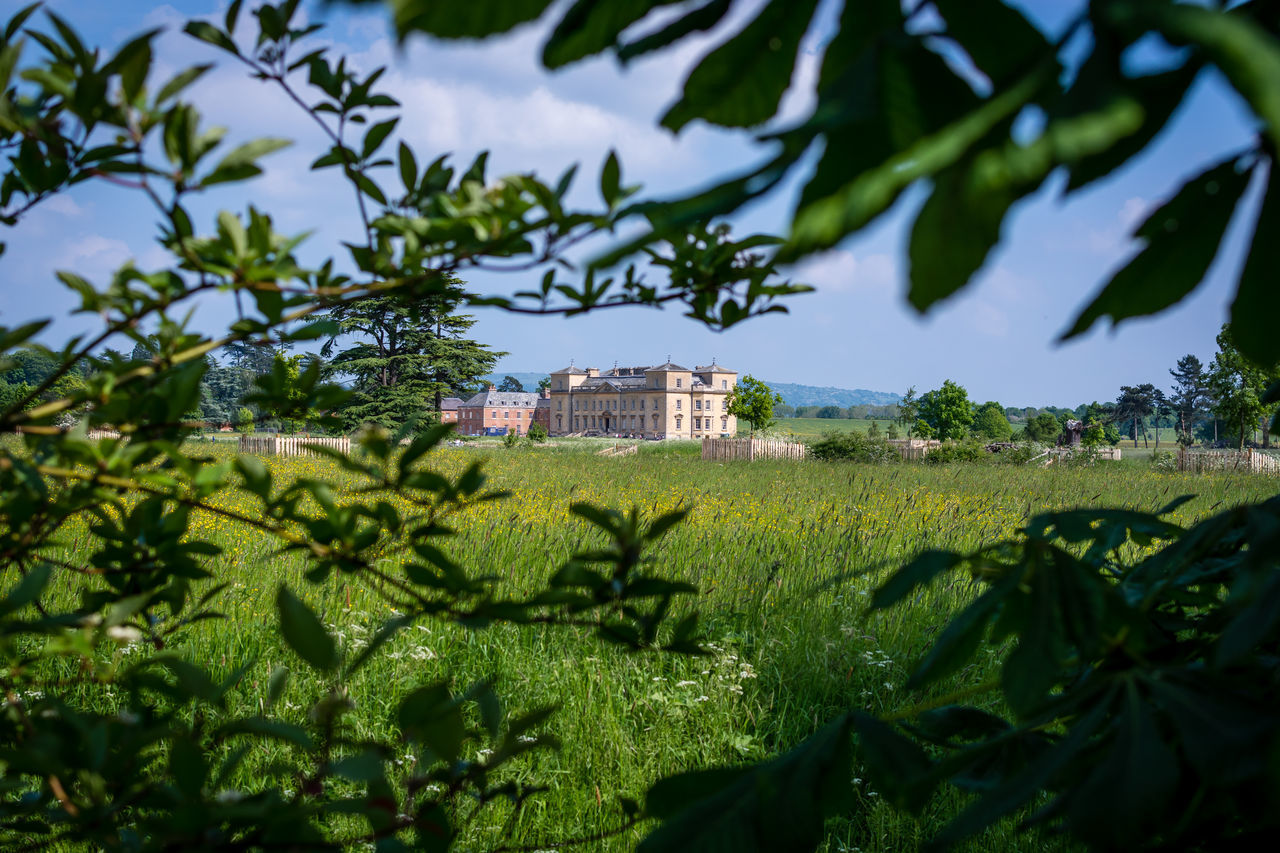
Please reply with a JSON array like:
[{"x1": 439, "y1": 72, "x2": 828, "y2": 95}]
[{"x1": 0, "y1": 0, "x2": 1264, "y2": 407}]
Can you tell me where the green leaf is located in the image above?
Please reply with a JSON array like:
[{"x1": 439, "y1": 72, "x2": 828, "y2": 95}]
[
  {"x1": 542, "y1": 0, "x2": 669, "y2": 69},
  {"x1": 599, "y1": 149, "x2": 621, "y2": 207},
  {"x1": 0, "y1": 564, "x2": 51, "y2": 617},
  {"x1": 1230, "y1": 160, "x2": 1280, "y2": 367},
  {"x1": 1136, "y1": 2, "x2": 1280, "y2": 148},
  {"x1": 785, "y1": 60, "x2": 1049, "y2": 260},
  {"x1": 906, "y1": 578, "x2": 1006, "y2": 689},
  {"x1": 266, "y1": 665, "x2": 289, "y2": 707},
  {"x1": 218, "y1": 210, "x2": 248, "y2": 257},
  {"x1": 928, "y1": 697, "x2": 1113, "y2": 849},
  {"x1": 183, "y1": 21, "x2": 239, "y2": 56},
  {"x1": 934, "y1": 0, "x2": 1048, "y2": 89},
  {"x1": 852, "y1": 713, "x2": 936, "y2": 812},
  {"x1": 392, "y1": 0, "x2": 553, "y2": 41},
  {"x1": 871, "y1": 549, "x2": 962, "y2": 610},
  {"x1": 1065, "y1": 65, "x2": 1199, "y2": 194},
  {"x1": 275, "y1": 585, "x2": 338, "y2": 671},
  {"x1": 644, "y1": 767, "x2": 750, "y2": 819},
  {"x1": 661, "y1": 0, "x2": 820, "y2": 132},
  {"x1": 398, "y1": 682, "x2": 466, "y2": 763},
  {"x1": 618, "y1": 0, "x2": 731, "y2": 65},
  {"x1": 362, "y1": 118, "x2": 398, "y2": 160},
  {"x1": 202, "y1": 137, "x2": 291, "y2": 188},
  {"x1": 397, "y1": 141, "x2": 417, "y2": 194},
  {"x1": 1062, "y1": 683, "x2": 1179, "y2": 849},
  {"x1": 913, "y1": 705, "x2": 1010, "y2": 744},
  {"x1": 1063, "y1": 156, "x2": 1251, "y2": 341},
  {"x1": 638, "y1": 713, "x2": 854, "y2": 852},
  {"x1": 154, "y1": 62, "x2": 215, "y2": 104}
]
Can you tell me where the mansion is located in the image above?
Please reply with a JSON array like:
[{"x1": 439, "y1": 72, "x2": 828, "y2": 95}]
[{"x1": 548, "y1": 361, "x2": 738, "y2": 439}]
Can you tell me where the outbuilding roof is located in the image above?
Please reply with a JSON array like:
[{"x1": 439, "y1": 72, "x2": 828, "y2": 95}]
[{"x1": 460, "y1": 391, "x2": 542, "y2": 408}]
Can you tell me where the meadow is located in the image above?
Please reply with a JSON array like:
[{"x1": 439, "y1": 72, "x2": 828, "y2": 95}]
[
  {"x1": 773, "y1": 417, "x2": 900, "y2": 438},
  {"x1": 41, "y1": 441, "x2": 1280, "y2": 851}
]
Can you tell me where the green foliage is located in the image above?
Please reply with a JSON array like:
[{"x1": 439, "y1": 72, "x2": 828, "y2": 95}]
[
  {"x1": 809, "y1": 431, "x2": 898, "y2": 464},
  {"x1": 1209, "y1": 323, "x2": 1278, "y2": 449},
  {"x1": 923, "y1": 440, "x2": 986, "y2": 465},
  {"x1": 971, "y1": 401, "x2": 1013, "y2": 442},
  {"x1": 373, "y1": 0, "x2": 1280, "y2": 370},
  {"x1": 502, "y1": 428, "x2": 521, "y2": 448},
  {"x1": 919, "y1": 380, "x2": 974, "y2": 442},
  {"x1": 526, "y1": 421, "x2": 548, "y2": 443},
  {"x1": 8, "y1": 0, "x2": 1280, "y2": 850},
  {"x1": 1023, "y1": 412, "x2": 1062, "y2": 444},
  {"x1": 236, "y1": 406, "x2": 255, "y2": 434},
  {"x1": 726, "y1": 375, "x2": 782, "y2": 435},
  {"x1": 320, "y1": 275, "x2": 502, "y2": 432}
]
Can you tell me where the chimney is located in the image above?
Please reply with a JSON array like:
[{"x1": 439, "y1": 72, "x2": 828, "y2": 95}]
[
  {"x1": 542, "y1": 388, "x2": 551, "y2": 399},
  {"x1": 586, "y1": 367, "x2": 599, "y2": 378},
  {"x1": 487, "y1": 384, "x2": 496, "y2": 392}
]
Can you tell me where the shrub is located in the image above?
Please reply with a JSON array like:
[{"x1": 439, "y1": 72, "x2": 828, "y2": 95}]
[
  {"x1": 810, "y1": 431, "x2": 898, "y2": 463},
  {"x1": 990, "y1": 442, "x2": 1047, "y2": 465},
  {"x1": 924, "y1": 440, "x2": 986, "y2": 464},
  {"x1": 503, "y1": 428, "x2": 521, "y2": 448},
  {"x1": 1151, "y1": 450, "x2": 1179, "y2": 473},
  {"x1": 236, "y1": 406, "x2": 254, "y2": 434},
  {"x1": 527, "y1": 422, "x2": 548, "y2": 443}
]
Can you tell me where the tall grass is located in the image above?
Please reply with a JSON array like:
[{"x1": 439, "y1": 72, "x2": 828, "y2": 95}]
[{"x1": 42, "y1": 443, "x2": 1280, "y2": 850}]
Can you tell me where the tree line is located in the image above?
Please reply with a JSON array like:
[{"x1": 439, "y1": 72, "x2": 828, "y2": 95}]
[{"x1": 0, "y1": 285, "x2": 504, "y2": 435}]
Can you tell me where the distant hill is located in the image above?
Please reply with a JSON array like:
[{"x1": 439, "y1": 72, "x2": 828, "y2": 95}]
[
  {"x1": 482, "y1": 372, "x2": 549, "y2": 392},
  {"x1": 481, "y1": 373, "x2": 898, "y2": 408},
  {"x1": 762, "y1": 381, "x2": 900, "y2": 408}
]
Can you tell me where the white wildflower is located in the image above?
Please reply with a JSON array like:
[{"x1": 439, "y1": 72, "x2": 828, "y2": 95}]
[{"x1": 105, "y1": 625, "x2": 142, "y2": 644}]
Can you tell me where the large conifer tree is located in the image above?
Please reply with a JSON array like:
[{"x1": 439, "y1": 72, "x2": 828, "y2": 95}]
[{"x1": 320, "y1": 275, "x2": 503, "y2": 430}]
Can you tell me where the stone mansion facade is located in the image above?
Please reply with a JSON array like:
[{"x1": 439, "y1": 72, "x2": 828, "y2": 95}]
[{"x1": 548, "y1": 361, "x2": 738, "y2": 439}]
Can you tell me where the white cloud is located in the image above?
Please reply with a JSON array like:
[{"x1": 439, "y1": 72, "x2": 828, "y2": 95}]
[
  {"x1": 789, "y1": 249, "x2": 897, "y2": 295},
  {"x1": 61, "y1": 234, "x2": 133, "y2": 279}
]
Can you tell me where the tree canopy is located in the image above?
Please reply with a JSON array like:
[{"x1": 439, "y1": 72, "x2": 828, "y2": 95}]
[
  {"x1": 726, "y1": 375, "x2": 783, "y2": 435},
  {"x1": 918, "y1": 380, "x2": 974, "y2": 442},
  {"x1": 320, "y1": 276, "x2": 502, "y2": 431}
]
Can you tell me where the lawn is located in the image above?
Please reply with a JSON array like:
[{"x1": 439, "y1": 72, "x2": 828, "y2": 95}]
[
  {"x1": 771, "y1": 417, "x2": 901, "y2": 438},
  {"x1": 31, "y1": 440, "x2": 1280, "y2": 850}
]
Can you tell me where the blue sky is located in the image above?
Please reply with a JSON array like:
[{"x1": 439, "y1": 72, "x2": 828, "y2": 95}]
[{"x1": 0, "y1": 0, "x2": 1262, "y2": 407}]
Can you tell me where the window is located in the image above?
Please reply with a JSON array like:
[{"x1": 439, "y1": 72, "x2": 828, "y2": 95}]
[
  {"x1": 676, "y1": 400, "x2": 682, "y2": 410},
  {"x1": 640, "y1": 399, "x2": 645, "y2": 410},
  {"x1": 695, "y1": 399, "x2": 701, "y2": 410},
  {"x1": 675, "y1": 415, "x2": 682, "y2": 428},
  {"x1": 722, "y1": 380, "x2": 727, "y2": 389},
  {"x1": 557, "y1": 401, "x2": 562, "y2": 410},
  {"x1": 676, "y1": 378, "x2": 682, "y2": 388},
  {"x1": 504, "y1": 411, "x2": 510, "y2": 419},
  {"x1": 722, "y1": 417, "x2": 728, "y2": 430},
  {"x1": 694, "y1": 418, "x2": 701, "y2": 430}
]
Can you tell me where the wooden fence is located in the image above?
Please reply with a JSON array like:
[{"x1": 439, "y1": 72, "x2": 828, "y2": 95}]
[
  {"x1": 702, "y1": 437, "x2": 807, "y2": 461},
  {"x1": 238, "y1": 434, "x2": 351, "y2": 457},
  {"x1": 597, "y1": 442, "x2": 638, "y2": 457},
  {"x1": 1177, "y1": 447, "x2": 1280, "y2": 474},
  {"x1": 887, "y1": 439, "x2": 941, "y2": 460}
]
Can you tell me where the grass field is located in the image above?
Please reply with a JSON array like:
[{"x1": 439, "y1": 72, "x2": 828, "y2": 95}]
[
  {"x1": 37, "y1": 441, "x2": 1280, "y2": 850},
  {"x1": 772, "y1": 417, "x2": 901, "y2": 438}
]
